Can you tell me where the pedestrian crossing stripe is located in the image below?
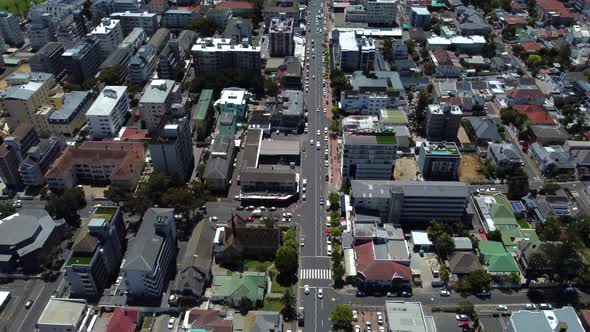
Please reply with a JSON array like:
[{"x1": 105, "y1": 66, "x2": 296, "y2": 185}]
[{"x1": 299, "y1": 269, "x2": 332, "y2": 280}]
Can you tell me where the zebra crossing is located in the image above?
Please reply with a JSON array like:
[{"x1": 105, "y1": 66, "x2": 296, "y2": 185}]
[{"x1": 299, "y1": 269, "x2": 332, "y2": 280}]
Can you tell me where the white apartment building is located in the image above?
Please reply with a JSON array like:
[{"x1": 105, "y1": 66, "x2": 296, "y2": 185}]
[
  {"x1": 89, "y1": 18, "x2": 124, "y2": 61},
  {"x1": 86, "y1": 86, "x2": 129, "y2": 139},
  {"x1": 341, "y1": 132, "x2": 397, "y2": 182},
  {"x1": 331, "y1": 30, "x2": 376, "y2": 72},
  {"x1": 191, "y1": 38, "x2": 261, "y2": 76},
  {"x1": 110, "y1": 11, "x2": 158, "y2": 35},
  {"x1": 366, "y1": 0, "x2": 398, "y2": 27},
  {"x1": 139, "y1": 79, "x2": 179, "y2": 132}
]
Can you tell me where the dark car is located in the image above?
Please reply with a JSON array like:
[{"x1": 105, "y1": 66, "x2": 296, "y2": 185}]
[{"x1": 355, "y1": 290, "x2": 366, "y2": 297}]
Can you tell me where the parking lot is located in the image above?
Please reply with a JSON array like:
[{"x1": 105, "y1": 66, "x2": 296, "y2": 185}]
[{"x1": 351, "y1": 305, "x2": 387, "y2": 331}]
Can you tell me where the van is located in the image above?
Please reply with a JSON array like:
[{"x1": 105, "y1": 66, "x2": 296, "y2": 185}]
[{"x1": 252, "y1": 209, "x2": 262, "y2": 217}]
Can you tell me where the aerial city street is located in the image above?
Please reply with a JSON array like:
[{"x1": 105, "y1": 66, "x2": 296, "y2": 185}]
[{"x1": 0, "y1": 0, "x2": 588, "y2": 330}]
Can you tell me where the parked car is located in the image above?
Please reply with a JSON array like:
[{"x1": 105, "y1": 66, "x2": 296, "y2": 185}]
[
  {"x1": 539, "y1": 303, "x2": 552, "y2": 310},
  {"x1": 496, "y1": 305, "x2": 508, "y2": 311},
  {"x1": 440, "y1": 289, "x2": 450, "y2": 297},
  {"x1": 377, "y1": 312, "x2": 383, "y2": 325},
  {"x1": 457, "y1": 321, "x2": 469, "y2": 328},
  {"x1": 352, "y1": 310, "x2": 358, "y2": 321},
  {"x1": 524, "y1": 303, "x2": 536, "y2": 310},
  {"x1": 304, "y1": 285, "x2": 310, "y2": 294},
  {"x1": 317, "y1": 288, "x2": 323, "y2": 299},
  {"x1": 356, "y1": 290, "x2": 366, "y2": 297},
  {"x1": 456, "y1": 314, "x2": 469, "y2": 321},
  {"x1": 168, "y1": 317, "x2": 175, "y2": 329}
]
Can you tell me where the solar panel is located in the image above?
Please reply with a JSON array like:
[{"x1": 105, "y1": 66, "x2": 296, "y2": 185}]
[{"x1": 509, "y1": 200, "x2": 526, "y2": 213}]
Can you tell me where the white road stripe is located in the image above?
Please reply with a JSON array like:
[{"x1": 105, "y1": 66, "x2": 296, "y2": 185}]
[{"x1": 299, "y1": 269, "x2": 331, "y2": 280}]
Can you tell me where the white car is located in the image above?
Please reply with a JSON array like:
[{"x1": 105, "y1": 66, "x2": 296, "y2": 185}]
[
  {"x1": 310, "y1": 139, "x2": 314, "y2": 145},
  {"x1": 496, "y1": 304, "x2": 508, "y2": 311},
  {"x1": 440, "y1": 289, "x2": 450, "y2": 296},
  {"x1": 317, "y1": 288, "x2": 323, "y2": 299},
  {"x1": 377, "y1": 312, "x2": 383, "y2": 325},
  {"x1": 13, "y1": 200, "x2": 22, "y2": 208},
  {"x1": 325, "y1": 160, "x2": 329, "y2": 167},
  {"x1": 304, "y1": 127, "x2": 308, "y2": 133},
  {"x1": 355, "y1": 325, "x2": 361, "y2": 332},
  {"x1": 316, "y1": 108, "x2": 320, "y2": 112},
  {"x1": 352, "y1": 310, "x2": 358, "y2": 321},
  {"x1": 316, "y1": 141, "x2": 320, "y2": 149},
  {"x1": 456, "y1": 314, "x2": 469, "y2": 321},
  {"x1": 304, "y1": 284, "x2": 310, "y2": 294},
  {"x1": 168, "y1": 317, "x2": 175, "y2": 329},
  {"x1": 524, "y1": 303, "x2": 536, "y2": 310},
  {"x1": 317, "y1": 129, "x2": 320, "y2": 136},
  {"x1": 539, "y1": 303, "x2": 552, "y2": 310}
]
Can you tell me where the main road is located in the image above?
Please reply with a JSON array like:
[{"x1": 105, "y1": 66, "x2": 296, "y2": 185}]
[{"x1": 296, "y1": 0, "x2": 335, "y2": 331}]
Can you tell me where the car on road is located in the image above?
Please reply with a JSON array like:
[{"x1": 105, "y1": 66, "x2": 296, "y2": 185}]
[
  {"x1": 539, "y1": 303, "x2": 552, "y2": 310},
  {"x1": 377, "y1": 312, "x2": 383, "y2": 325},
  {"x1": 477, "y1": 290, "x2": 492, "y2": 297},
  {"x1": 327, "y1": 244, "x2": 332, "y2": 256},
  {"x1": 316, "y1": 141, "x2": 320, "y2": 149},
  {"x1": 356, "y1": 290, "x2": 366, "y2": 297},
  {"x1": 456, "y1": 314, "x2": 469, "y2": 321},
  {"x1": 319, "y1": 198, "x2": 324, "y2": 205},
  {"x1": 324, "y1": 160, "x2": 329, "y2": 167},
  {"x1": 317, "y1": 129, "x2": 320, "y2": 136},
  {"x1": 352, "y1": 310, "x2": 358, "y2": 321},
  {"x1": 378, "y1": 327, "x2": 385, "y2": 332},
  {"x1": 354, "y1": 325, "x2": 361, "y2": 332},
  {"x1": 300, "y1": 238, "x2": 304, "y2": 246},
  {"x1": 25, "y1": 300, "x2": 33, "y2": 309},
  {"x1": 13, "y1": 200, "x2": 22, "y2": 208},
  {"x1": 524, "y1": 304, "x2": 536, "y2": 310},
  {"x1": 269, "y1": 206, "x2": 276, "y2": 211},
  {"x1": 496, "y1": 305, "x2": 508, "y2": 311},
  {"x1": 168, "y1": 317, "x2": 175, "y2": 329},
  {"x1": 245, "y1": 216, "x2": 255, "y2": 222},
  {"x1": 310, "y1": 139, "x2": 314, "y2": 145},
  {"x1": 365, "y1": 321, "x2": 372, "y2": 331},
  {"x1": 304, "y1": 284, "x2": 310, "y2": 294},
  {"x1": 440, "y1": 289, "x2": 450, "y2": 296},
  {"x1": 317, "y1": 288, "x2": 323, "y2": 299}
]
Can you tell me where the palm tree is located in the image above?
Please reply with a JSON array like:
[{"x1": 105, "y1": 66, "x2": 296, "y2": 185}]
[{"x1": 528, "y1": 252, "x2": 547, "y2": 271}]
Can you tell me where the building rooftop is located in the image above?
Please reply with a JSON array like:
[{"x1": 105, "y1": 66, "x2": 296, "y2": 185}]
[
  {"x1": 86, "y1": 86, "x2": 127, "y2": 116},
  {"x1": 351, "y1": 180, "x2": 468, "y2": 199},
  {"x1": 384, "y1": 301, "x2": 430, "y2": 332},
  {"x1": 218, "y1": 87, "x2": 248, "y2": 106},
  {"x1": 381, "y1": 109, "x2": 408, "y2": 125},
  {"x1": 37, "y1": 298, "x2": 87, "y2": 327},
  {"x1": 139, "y1": 80, "x2": 175, "y2": 104},
  {"x1": 193, "y1": 89, "x2": 214, "y2": 121},
  {"x1": 90, "y1": 18, "x2": 120, "y2": 35},
  {"x1": 0, "y1": 209, "x2": 63, "y2": 259},
  {"x1": 344, "y1": 132, "x2": 398, "y2": 145},
  {"x1": 420, "y1": 141, "x2": 460, "y2": 155},
  {"x1": 508, "y1": 306, "x2": 584, "y2": 332},
  {"x1": 192, "y1": 37, "x2": 260, "y2": 53},
  {"x1": 122, "y1": 208, "x2": 174, "y2": 272},
  {"x1": 259, "y1": 140, "x2": 300, "y2": 156},
  {"x1": 428, "y1": 103, "x2": 462, "y2": 115},
  {"x1": 49, "y1": 91, "x2": 91, "y2": 122},
  {"x1": 411, "y1": 6, "x2": 430, "y2": 15}
]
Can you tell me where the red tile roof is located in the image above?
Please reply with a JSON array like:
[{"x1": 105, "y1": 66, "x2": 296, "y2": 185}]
[
  {"x1": 215, "y1": 1, "x2": 256, "y2": 9},
  {"x1": 120, "y1": 127, "x2": 149, "y2": 141},
  {"x1": 106, "y1": 308, "x2": 139, "y2": 332},
  {"x1": 507, "y1": 89, "x2": 546, "y2": 99},
  {"x1": 431, "y1": 49, "x2": 453, "y2": 66},
  {"x1": 355, "y1": 242, "x2": 412, "y2": 282},
  {"x1": 514, "y1": 104, "x2": 556, "y2": 124},
  {"x1": 45, "y1": 141, "x2": 145, "y2": 179},
  {"x1": 186, "y1": 309, "x2": 233, "y2": 332},
  {"x1": 520, "y1": 42, "x2": 544, "y2": 52},
  {"x1": 537, "y1": 0, "x2": 573, "y2": 18},
  {"x1": 178, "y1": 5, "x2": 202, "y2": 14},
  {"x1": 502, "y1": 15, "x2": 528, "y2": 25}
]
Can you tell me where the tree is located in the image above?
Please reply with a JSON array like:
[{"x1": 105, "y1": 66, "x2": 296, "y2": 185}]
[
  {"x1": 162, "y1": 187, "x2": 199, "y2": 215},
  {"x1": 507, "y1": 168, "x2": 529, "y2": 200},
  {"x1": 275, "y1": 242, "x2": 298, "y2": 278},
  {"x1": 239, "y1": 297, "x2": 253, "y2": 315},
  {"x1": 459, "y1": 270, "x2": 492, "y2": 292},
  {"x1": 501, "y1": 26, "x2": 516, "y2": 40},
  {"x1": 104, "y1": 182, "x2": 132, "y2": 203},
  {"x1": 526, "y1": 54, "x2": 543, "y2": 66},
  {"x1": 0, "y1": 203, "x2": 15, "y2": 219},
  {"x1": 331, "y1": 243, "x2": 343, "y2": 263},
  {"x1": 333, "y1": 264, "x2": 345, "y2": 288},
  {"x1": 486, "y1": 230, "x2": 502, "y2": 242},
  {"x1": 280, "y1": 289, "x2": 296, "y2": 320},
  {"x1": 98, "y1": 64, "x2": 122, "y2": 85},
  {"x1": 328, "y1": 192, "x2": 340, "y2": 210},
  {"x1": 264, "y1": 78, "x2": 279, "y2": 97},
  {"x1": 331, "y1": 304, "x2": 353, "y2": 330},
  {"x1": 440, "y1": 265, "x2": 450, "y2": 283},
  {"x1": 511, "y1": 44, "x2": 524, "y2": 57},
  {"x1": 541, "y1": 183, "x2": 560, "y2": 195},
  {"x1": 329, "y1": 118, "x2": 341, "y2": 133},
  {"x1": 536, "y1": 218, "x2": 561, "y2": 241},
  {"x1": 510, "y1": 272, "x2": 521, "y2": 284},
  {"x1": 500, "y1": 108, "x2": 528, "y2": 130},
  {"x1": 427, "y1": 221, "x2": 455, "y2": 260},
  {"x1": 458, "y1": 299, "x2": 475, "y2": 316},
  {"x1": 383, "y1": 38, "x2": 393, "y2": 62},
  {"x1": 191, "y1": 17, "x2": 218, "y2": 36},
  {"x1": 46, "y1": 187, "x2": 86, "y2": 227}
]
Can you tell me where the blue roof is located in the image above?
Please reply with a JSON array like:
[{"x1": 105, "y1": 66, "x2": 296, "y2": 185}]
[
  {"x1": 49, "y1": 91, "x2": 91, "y2": 122},
  {"x1": 509, "y1": 200, "x2": 526, "y2": 214}
]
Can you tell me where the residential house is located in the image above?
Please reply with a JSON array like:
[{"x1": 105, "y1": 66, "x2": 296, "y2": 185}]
[
  {"x1": 513, "y1": 105, "x2": 556, "y2": 125},
  {"x1": 528, "y1": 125, "x2": 569, "y2": 145},
  {"x1": 517, "y1": 240, "x2": 560, "y2": 277},
  {"x1": 457, "y1": 5, "x2": 491, "y2": 35},
  {"x1": 448, "y1": 251, "x2": 482, "y2": 276},
  {"x1": 180, "y1": 309, "x2": 233, "y2": 331},
  {"x1": 506, "y1": 89, "x2": 546, "y2": 106},
  {"x1": 565, "y1": 140, "x2": 590, "y2": 179},
  {"x1": 211, "y1": 272, "x2": 267, "y2": 307},
  {"x1": 354, "y1": 241, "x2": 412, "y2": 292},
  {"x1": 487, "y1": 143, "x2": 523, "y2": 177},
  {"x1": 174, "y1": 221, "x2": 216, "y2": 301},
  {"x1": 466, "y1": 117, "x2": 502, "y2": 144},
  {"x1": 430, "y1": 49, "x2": 463, "y2": 78},
  {"x1": 215, "y1": 215, "x2": 281, "y2": 267},
  {"x1": 530, "y1": 143, "x2": 575, "y2": 178},
  {"x1": 478, "y1": 241, "x2": 521, "y2": 275},
  {"x1": 204, "y1": 136, "x2": 235, "y2": 193}
]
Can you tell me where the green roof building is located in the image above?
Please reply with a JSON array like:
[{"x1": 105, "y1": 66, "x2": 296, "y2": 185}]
[
  {"x1": 192, "y1": 89, "x2": 214, "y2": 141},
  {"x1": 211, "y1": 272, "x2": 267, "y2": 307},
  {"x1": 478, "y1": 241, "x2": 521, "y2": 274}
]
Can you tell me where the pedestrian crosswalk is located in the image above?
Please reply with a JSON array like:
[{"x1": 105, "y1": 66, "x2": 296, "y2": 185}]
[{"x1": 299, "y1": 269, "x2": 332, "y2": 280}]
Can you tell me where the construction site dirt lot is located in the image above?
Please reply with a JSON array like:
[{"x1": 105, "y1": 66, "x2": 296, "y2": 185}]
[
  {"x1": 394, "y1": 157, "x2": 417, "y2": 181},
  {"x1": 458, "y1": 153, "x2": 487, "y2": 183}
]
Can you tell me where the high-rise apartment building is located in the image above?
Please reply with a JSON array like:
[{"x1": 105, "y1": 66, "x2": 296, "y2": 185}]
[
  {"x1": 192, "y1": 38, "x2": 261, "y2": 76},
  {"x1": 28, "y1": 9, "x2": 57, "y2": 51},
  {"x1": 0, "y1": 11, "x2": 24, "y2": 46},
  {"x1": 89, "y1": 18, "x2": 124, "y2": 61},
  {"x1": 425, "y1": 103, "x2": 462, "y2": 141},
  {"x1": 342, "y1": 131, "x2": 397, "y2": 182},
  {"x1": 269, "y1": 15, "x2": 294, "y2": 57},
  {"x1": 62, "y1": 38, "x2": 101, "y2": 84},
  {"x1": 86, "y1": 86, "x2": 129, "y2": 139}
]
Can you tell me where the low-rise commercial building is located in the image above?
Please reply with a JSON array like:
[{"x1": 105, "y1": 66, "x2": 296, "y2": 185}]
[
  {"x1": 351, "y1": 180, "x2": 469, "y2": 224},
  {"x1": 46, "y1": 91, "x2": 93, "y2": 137},
  {"x1": 149, "y1": 114, "x2": 194, "y2": 182},
  {"x1": 342, "y1": 131, "x2": 397, "y2": 182},
  {"x1": 418, "y1": 141, "x2": 461, "y2": 180},
  {"x1": 204, "y1": 136, "x2": 235, "y2": 193},
  {"x1": 384, "y1": 301, "x2": 437, "y2": 332},
  {"x1": 215, "y1": 87, "x2": 249, "y2": 122},
  {"x1": 0, "y1": 209, "x2": 65, "y2": 273},
  {"x1": 487, "y1": 143, "x2": 523, "y2": 177},
  {"x1": 36, "y1": 298, "x2": 89, "y2": 332}
]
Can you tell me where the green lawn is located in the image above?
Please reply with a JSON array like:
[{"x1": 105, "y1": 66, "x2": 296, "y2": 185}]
[
  {"x1": 141, "y1": 316, "x2": 154, "y2": 331},
  {"x1": 0, "y1": 0, "x2": 42, "y2": 16},
  {"x1": 517, "y1": 218, "x2": 530, "y2": 229},
  {"x1": 244, "y1": 260, "x2": 272, "y2": 273},
  {"x1": 375, "y1": 135, "x2": 397, "y2": 144},
  {"x1": 261, "y1": 298, "x2": 282, "y2": 312},
  {"x1": 66, "y1": 255, "x2": 93, "y2": 266}
]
